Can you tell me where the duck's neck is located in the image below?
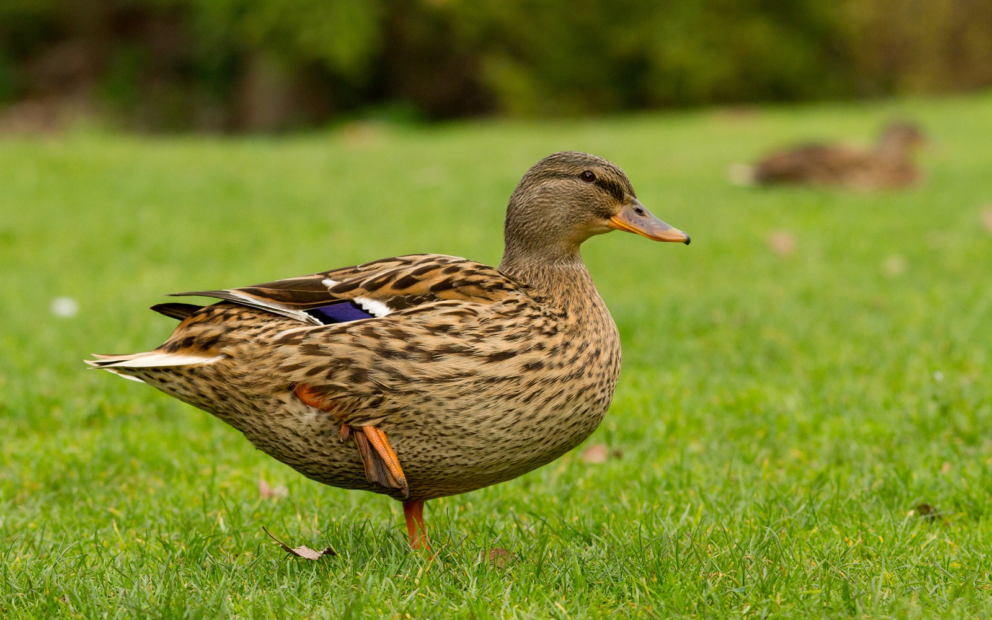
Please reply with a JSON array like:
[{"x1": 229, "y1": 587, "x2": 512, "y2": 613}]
[
  {"x1": 497, "y1": 190, "x2": 605, "y2": 310},
  {"x1": 499, "y1": 248, "x2": 600, "y2": 312}
]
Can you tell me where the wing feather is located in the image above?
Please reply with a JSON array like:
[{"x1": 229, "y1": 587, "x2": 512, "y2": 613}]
[
  {"x1": 169, "y1": 254, "x2": 525, "y2": 325},
  {"x1": 152, "y1": 253, "x2": 542, "y2": 426}
]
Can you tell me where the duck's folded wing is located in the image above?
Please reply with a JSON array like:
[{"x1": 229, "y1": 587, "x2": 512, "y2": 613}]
[
  {"x1": 272, "y1": 293, "x2": 551, "y2": 428},
  {"x1": 170, "y1": 253, "x2": 524, "y2": 326},
  {"x1": 162, "y1": 253, "x2": 540, "y2": 425}
]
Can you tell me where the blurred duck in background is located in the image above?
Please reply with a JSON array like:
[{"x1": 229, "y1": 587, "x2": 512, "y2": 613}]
[{"x1": 731, "y1": 122, "x2": 927, "y2": 190}]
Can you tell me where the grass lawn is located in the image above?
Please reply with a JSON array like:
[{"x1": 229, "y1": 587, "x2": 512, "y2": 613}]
[{"x1": 2, "y1": 93, "x2": 992, "y2": 619}]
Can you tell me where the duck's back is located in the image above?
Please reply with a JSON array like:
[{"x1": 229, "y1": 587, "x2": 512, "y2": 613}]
[
  {"x1": 754, "y1": 144, "x2": 863, "y2": 185},
  {"x1": 754, "y1": 143, "x2": 920, "y2": 189}
]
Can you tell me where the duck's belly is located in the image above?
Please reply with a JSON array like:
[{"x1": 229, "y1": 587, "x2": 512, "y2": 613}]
[{"x1": 132, "y1": 358, "x2": 617, "y2": 501}]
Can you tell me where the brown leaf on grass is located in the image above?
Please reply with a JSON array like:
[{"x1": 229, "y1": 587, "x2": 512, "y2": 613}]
[
  {"x1": 940, "y1": 461, "x2": 952, "y2": 474},
  {"x1": 581, "y1": 443, "x2": 609, "y2": 463},
  {"x1": 338, "y1": 121, "x2": 386, "y2": 149},
  {"x1": 981, "y1": 206, "x2": 992, "y2": 234},
  {"x1": 580, "y1": 443, "x2": 622, "y2": 464},
  {"x1": 717, "y1": 105, "x2": 758, "y2": 119},
  {"x1": 882, "y1": 255, "x2": 907, "y2": 277},
  {"x1": 262, "y1": 527, "x2": 336, "y2": 560},
  {"x1": 768, "y1": 231, "x2": 796, "y2": 257},
  {"x1": 483, "y1": 548, "x2": 516, "y2": 569},
  {"x1": 912, "y1": 503, "x2": 942, "y2": 522},
  {"x1": 259, "y1": 477, "x2": 288, "y2": 500}
]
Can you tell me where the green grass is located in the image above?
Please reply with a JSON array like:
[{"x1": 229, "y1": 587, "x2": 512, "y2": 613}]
[{"x1": 2, "y1": 93, "x2": 992, "y2": 619}]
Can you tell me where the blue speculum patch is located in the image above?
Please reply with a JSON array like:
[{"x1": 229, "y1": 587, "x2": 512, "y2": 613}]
[{"x1": 306, "y1": 301, "x2": 375, "y2": 324}]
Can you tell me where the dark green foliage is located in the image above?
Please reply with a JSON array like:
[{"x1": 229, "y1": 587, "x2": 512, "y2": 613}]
[
  {"x1": 0, "y1": 0, "x2": 990, "y2": 125},
  {"x1": 183, "y1": 0, "x2": 384, "y2": 76}
]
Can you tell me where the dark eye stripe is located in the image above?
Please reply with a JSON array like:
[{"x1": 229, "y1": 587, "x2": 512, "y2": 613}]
[
  {"x1": 524, "y1": 170, "x2": 631, "y2": 201},
  {"x1": 596, "y1": 178, "x2": 626, "y2": 202}
]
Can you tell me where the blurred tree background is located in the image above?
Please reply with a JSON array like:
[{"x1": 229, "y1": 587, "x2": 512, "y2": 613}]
[{"x1": 1, "y1": 0, "x2": 991, "y2": 132}]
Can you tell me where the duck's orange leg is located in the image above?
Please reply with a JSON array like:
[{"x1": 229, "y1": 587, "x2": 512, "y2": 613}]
[
  {"x1": 296, "y1": 384, "x2": 415, "y2": 536},
  {"x1": 403, "y1": 500, "x2": 429, "y2": 550},
  {"x1": 359, "y1": 426, "x2": 409, "y2": 498}
]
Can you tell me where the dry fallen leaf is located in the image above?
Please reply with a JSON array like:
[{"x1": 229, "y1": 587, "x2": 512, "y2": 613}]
[
  {"x1": 982, "y1": 206, "x2": 992, "y2": 234},
  {"x1": 50, "y1": 296, "x2": 79, "y2": 318},
  {"x1": 768, "y1": 231, "x2": 796, "y2": 257},
  {"x1": 483, "y1": 548, "x2": 516, "y2": 568},
  {"x1": 259, "y1": 477, "x2": 288, "y2": 499},
  {"x1": 338, "y1": 121, "x2": 386, "y2": 149},
  {"x1": 581, "y1": 443, "x2": 623, "y2": 463},
  {"x1": 912, "y1": 503, "x2": 941, "y2": 522},
  {"x1": 882, "y1": 255, "x2": 907, "y2": 277},
  {"x1": 262, "y1": 527, "x2": 336, "y2": 561},
  {"x1": 717, "y1": 105, "x2": 758, "y2": 119},
  {"x1": 940, "y1": 461, "x2": 952, "y2": 474},
  {"x1": 581, "y1": 443, "x2": 609, "y2": 464}
]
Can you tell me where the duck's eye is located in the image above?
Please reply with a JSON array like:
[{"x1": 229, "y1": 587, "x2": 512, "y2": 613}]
[{"x1": 580, "y1": 170, "x2": 596, "y2": 182}]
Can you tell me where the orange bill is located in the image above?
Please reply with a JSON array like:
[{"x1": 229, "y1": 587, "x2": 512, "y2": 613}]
[{"x1": 608, "y1": 199, "x2": 690, "y2": 244}]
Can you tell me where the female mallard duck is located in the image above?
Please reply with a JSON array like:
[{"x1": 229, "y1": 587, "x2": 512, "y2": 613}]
[
  {"x1": 89, "y1": 151, "x2": 690, "y2": 548},
  {"x1": 732, "y1": 122, "x2": 926, "y2": 190}
]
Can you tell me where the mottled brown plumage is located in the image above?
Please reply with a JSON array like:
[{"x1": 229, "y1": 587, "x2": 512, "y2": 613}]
[
  {"x1": 88, "y1": 151, "x2": 690, "y2": 547},
  {"x1": 736, "y1": 122, "x2": 926, "y2": 190}
]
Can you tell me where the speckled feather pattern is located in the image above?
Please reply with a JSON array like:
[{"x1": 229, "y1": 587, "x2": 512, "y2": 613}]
[{"x1": 116, "y1": 253, "x2": 622, "y2": 502}]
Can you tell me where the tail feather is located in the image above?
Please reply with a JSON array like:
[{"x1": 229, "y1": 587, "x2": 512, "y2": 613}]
[
  {"x1": 86, "y1": 351, "x2": 224, "y2": 369},
  {"x1": 151, "y1": 302, "x2": 202, "y2": 321},
  {"x1": 103, "y1": 368, "x2": 146, "y2": 383}
]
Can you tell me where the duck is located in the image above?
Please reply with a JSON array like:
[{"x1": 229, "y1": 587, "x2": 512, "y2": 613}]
[
  {"x1": 731, "y1": 122, "x2": 926, "y2": 190},
  {"x1": 88, "y1": 151, "x2": 690, "y2": 549}
]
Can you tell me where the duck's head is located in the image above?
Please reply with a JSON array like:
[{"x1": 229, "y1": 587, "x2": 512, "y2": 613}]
[{"x1": 502, "y1": 151, "x2": 689, "y2": 265}]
